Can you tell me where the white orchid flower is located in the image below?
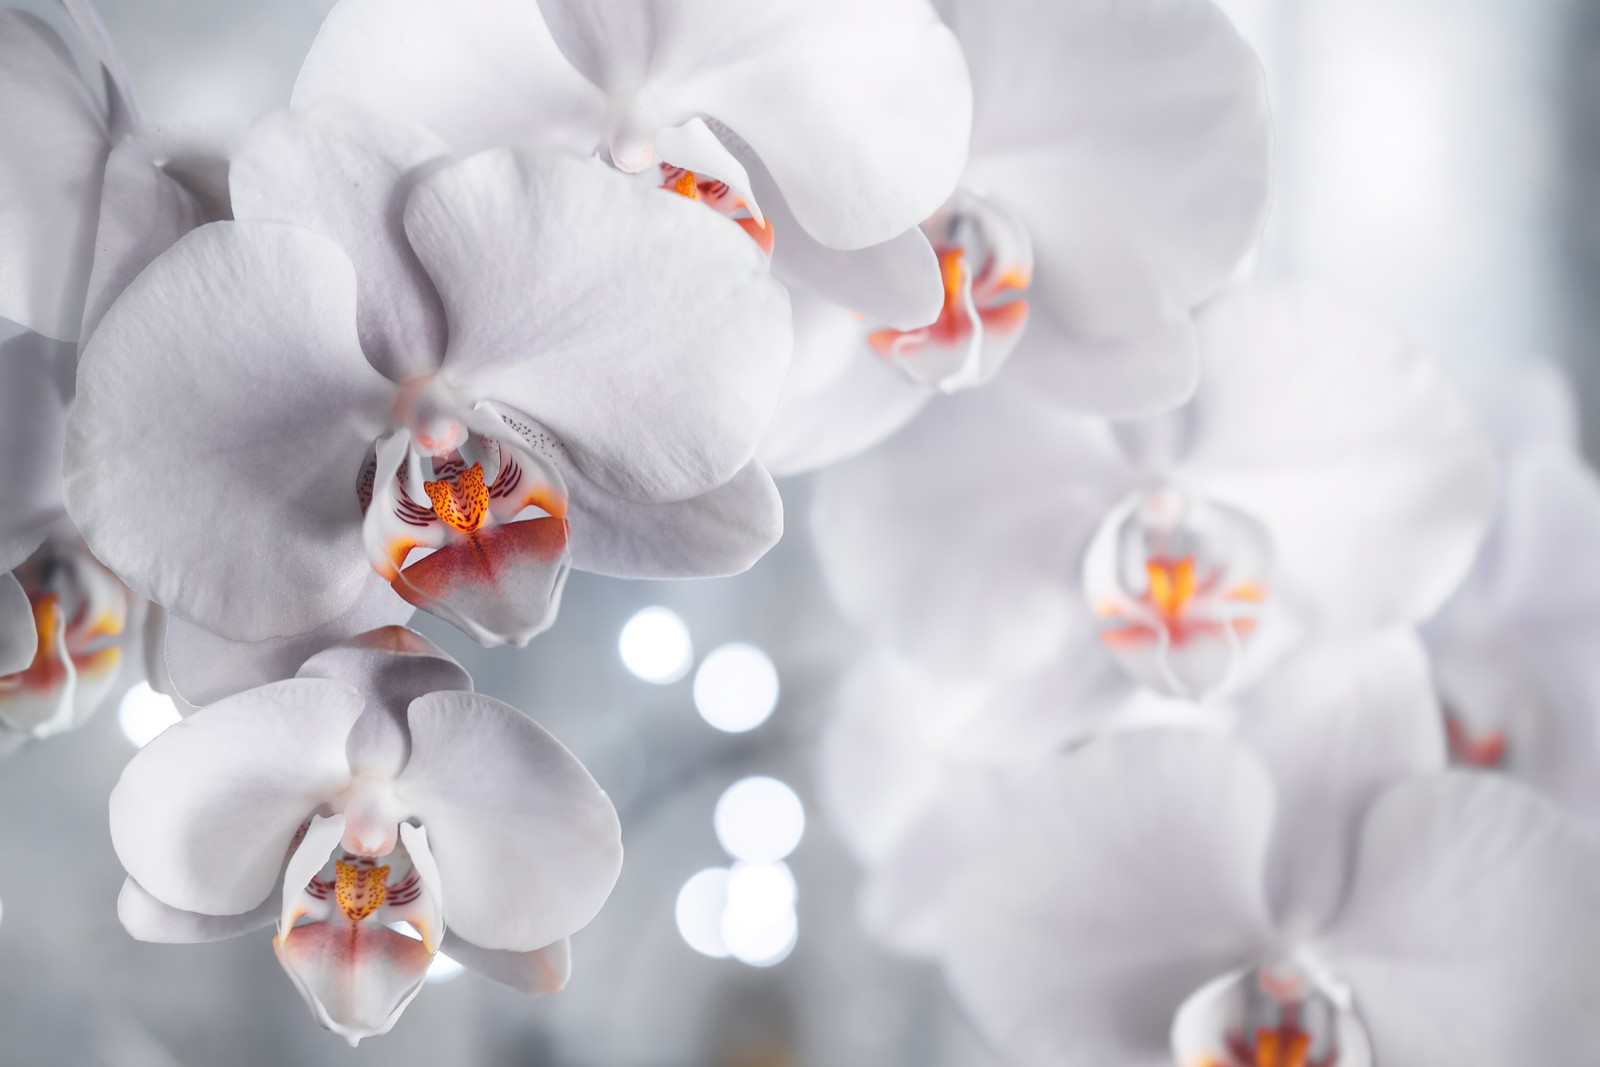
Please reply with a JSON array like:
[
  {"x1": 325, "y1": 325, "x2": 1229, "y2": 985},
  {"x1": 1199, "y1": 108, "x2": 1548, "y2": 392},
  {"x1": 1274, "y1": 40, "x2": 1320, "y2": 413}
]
[
  {"x1": 759, "y1": 0, "x2": 1273, "y2": 474},
  {"x1": 1423, "y1": 362, "x2": 1600, "y2": 814},
  {"x1": 292, "y1": 0, "x2": 970, "y2": 261},
  {"x1": 112, "y1": 626, "x2": 622, "y2": 1046},
  {"x1": 942, "y1": 632, "x2": 1600, "y2": 1066},
  {"x1": 0, "y1": 331, "x2": 134, "y2": 753},
  {"x1": 63, "y1": 102, "x2": 791, "y2": 687},
  {"x1": 812, "y1": 285, "x2": 1494, "y2": 701},
  {"x1": 0, "y1": 0, "x2": 225, "y2": 344}
]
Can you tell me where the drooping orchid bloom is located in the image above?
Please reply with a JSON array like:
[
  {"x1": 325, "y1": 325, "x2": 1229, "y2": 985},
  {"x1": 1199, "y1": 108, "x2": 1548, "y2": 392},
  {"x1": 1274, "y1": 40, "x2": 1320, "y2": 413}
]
[
  {"x1": 64, "y1": 103, "x2": 791, "y2": 692},
  {"x1": 940, "y1": 633, "x2": 1600, "y2": 1066},
  {"x1": 758, "y1": 0, "x2": 1273, "y2": 474},
  {"x1": 1422, "y1": 363, "x2": 1600, "y2": 817},
  {"x1": 0, "y1": 331, "x2": 135, "y2": 753},
  {"x1": 812, "y1": 285, "x2": 1494, "y2": 701},
  {"x1": 0, "y1": 0, "x2": 225, "y2": 344},
  {"x1": 112, "y1": 626, "x2": 623, "y2": 1046}
]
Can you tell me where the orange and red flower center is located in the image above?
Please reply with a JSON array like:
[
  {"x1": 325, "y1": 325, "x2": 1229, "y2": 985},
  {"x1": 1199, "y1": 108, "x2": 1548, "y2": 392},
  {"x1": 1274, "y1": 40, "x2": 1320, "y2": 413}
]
[{"x1": 660, "y1": 164, "x2": 774, "y2": 254}]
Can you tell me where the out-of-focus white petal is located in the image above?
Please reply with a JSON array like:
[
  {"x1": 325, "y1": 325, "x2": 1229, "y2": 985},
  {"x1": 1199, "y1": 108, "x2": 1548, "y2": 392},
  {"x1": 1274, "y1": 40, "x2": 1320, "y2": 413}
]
[
  {"x1": 230, "y1": 102, "x2": 451, "y2": 382},
  {"x1": 1000, "y1": 305, "x2": 1201, "y2": 419},
  {"x1": 1180, "y1": 286, "x2": 1495, "y2": 633},
  {"x1": 944, "y1": 731, "x2": 1275, "y2": 1066},
  {"x1": 0, "y1": 333, "x2": 70, "y2": 572},
  {"x1": 109, "y1": 678, "x2": 363, "y2": 916},
  {"x1": 1234, "y1": 631, "x2": 1444, "y2": 933},
  {"x1": 0, "y1": 572, "x2": 34, "y2": 677},
  {"x1": 293, "y1": 0, "x2": 605, "y2": 156},
  {"x1": 0, "y1": 11, "x2": 110, "y2": 341},
  {"x1": 395, "y1": 690, "x2": 622, "y2": 952},
  {"x1": 953, "y1": 0, "x2": 1270, "y2": 340},
  {"x1": 442, "y1": 933, "x2": 571, "y2": 995},
  {"x1": 1321, "y1": 773, "x2": 1600, "y2": 1064},
  {"x1": 405, "y1": 149, "x2": 791, "y2": 503},
  {"x1": 118, "y1": 877, "x2": 277, "y2": 944},
  {"x1": 80, "y1": 138, "x2": 208, "y2": 342},
  {"x1": 811, "y1": 388, "x2": 1130, "y2": 677},
  {"x1": 65, "y1": 222, "x2": 396, "y2": 642}
]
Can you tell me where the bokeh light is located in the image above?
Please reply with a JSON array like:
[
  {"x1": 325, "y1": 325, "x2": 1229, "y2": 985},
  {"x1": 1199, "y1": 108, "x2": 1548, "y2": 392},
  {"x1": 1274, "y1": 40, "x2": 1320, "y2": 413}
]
[
  {"x1": 618, "y1": 607, "x2": 693, "y2": 684},
  {"x1": 693, "y1": 643, "x2": 780, "y2": 732},
  {"x1": 117, "y1": 682, "x2": 181, "y2": 748},
  {"x1": 714, "y1": 777, "x2": 805, "y2": 864},
  {"x1": 675, "y1": 868, "x2": 732, "y2": 959}
]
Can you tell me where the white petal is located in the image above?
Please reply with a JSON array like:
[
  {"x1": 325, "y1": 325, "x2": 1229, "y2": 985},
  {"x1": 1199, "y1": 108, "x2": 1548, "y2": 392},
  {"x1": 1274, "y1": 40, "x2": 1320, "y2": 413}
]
[
  {"x1": 944, "y1": 730, "x2": 1275, "y2": 1066},
  {"x1": 0, "y1": 571, "x2": 34, "y2": 677},
  {"x1": 276, "y1": 922, "x2": 431, "y2": 1047},
  {"x1": 0, "y1": 11, "x2": 109, "y2": 341},
  {"x1": 293, "y1": 0, "x2": 605, "y2": 156},
  {"x1": 164, "y1": 574, "x2": 415, "y2": 707},
  {"x1": 757, "y1": 292, "x2": 935, "y2": 477},
  {"x1": 999, "y1": 306, "x2": 1201, "y2": 419},
  {"x1": 406, "y1": 149, "x2": 792, "y2": 503},
  {"x1": 394, "y1": 690, "x2": 622, "y2": 952},
  {"x1": 442, "y1": 933, "x2": 571, "y2": 995},
  {"x1": 118, "y1": 877, "x2": 276, "y2": 944},
  {"x1": 1234, "y1": 631, "x2": 1445, "y2": 932},
  {"x1": 298, "y1": 625, "x2": 472, "y2": 780},
  {"x1": 650, "y1": 0, "x2": 971, "y2": 249},
  {"x1": 654, "y1": 117, "x2": 763, "y2": 224},
  {"x1": 230, "y1": 102, "x2": 451, "y2": 382},
  {"x1": 80, "y1": 138, "x2": 207, "y2": 342},
  {"x1": 0, "y1": 332, "x2": 70, "y2": 572},
  {"x1": 810, "y1": 387, "x2": 1130, "y2": 677},
  {"x1": 1180, "y1": 285, "x2": 1496, "y2": 632},
  {"x1": 109, "y1": 678, "x2": 362, "y2": 916},
  {"x1": 65, "y1": 222, "x2": 396, "y2": 642},
  {"x1": 278, "y1": 814, "x2": 348, "y2": 936},
  {"x1": 1321, "y1": 773, "x2": 1600, "y2": 1064},
  {"x1": 954, "y1": 0, "x2": 1270, "y2": 339}
]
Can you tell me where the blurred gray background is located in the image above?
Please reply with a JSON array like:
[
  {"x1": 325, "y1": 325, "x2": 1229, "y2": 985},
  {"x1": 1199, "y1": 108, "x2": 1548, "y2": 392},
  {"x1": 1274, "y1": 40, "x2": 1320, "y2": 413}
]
[{"x1": 0, "y1": 0, "x2": 1587, "y2": 1063}]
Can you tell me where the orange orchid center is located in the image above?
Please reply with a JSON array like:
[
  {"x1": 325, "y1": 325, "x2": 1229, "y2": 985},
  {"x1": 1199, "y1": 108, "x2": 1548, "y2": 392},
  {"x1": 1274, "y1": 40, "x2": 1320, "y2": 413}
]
[
  {"x1": 424, "y1": 461, "x2": 489, "y2": 534},
  {"x1": 659, "y1": 164, "x2": 774, "y2": 255},
  {"x1": 1445, "y1": 712, "x2": 1508, "y2": 768},
  {"x1": 334, "y1": 861, "x2": 390, "y2": 922},
  {"x1": 867, "y1": 244, "x2": 1030, "y2": 361},
  {"x1": 1146, "y1": 556, "x2": 1197, "y2": 624}
]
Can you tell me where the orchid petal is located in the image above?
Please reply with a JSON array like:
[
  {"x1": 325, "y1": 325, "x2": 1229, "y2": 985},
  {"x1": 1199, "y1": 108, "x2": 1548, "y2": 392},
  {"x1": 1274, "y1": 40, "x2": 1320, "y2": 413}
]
[
  {"x1": 293, "y1": 0, "x2": 605, "y2": 157},
  {"x1": 395, "y1": 690, "x2": 622, "y2": 952},
  {"x1": 442, "y1": 933, "x2": 571, "y2": 995},
  {"x1": 1000, "y1": 306, "x2": 1201, "y2": 419},
  {"x1": 640, "y1": 0, "x2": 971, "y2": 249},
  {"x1": 230, "y1": 102, "x2": 452, "y2": 382},
  {"x1": 393, "y1": 517, "x2": 571, "y2": 648},
  {"x1": 1180, "y1": 285, "x2": 1495, "y2": 632},
  {"x1": 164, "y1": 574, "x2": 415, "y2": 708},
  {"x1": 65, "y1": 222, "x2": 396, "y2": 642},
  {"x1": 0, "y1": 11, "x2": 109, "y2": 341},
  {"x1": 1321, "y1": 773, "x2": 1600, "y2": 1064},
  {"x1": 654, "y1": 117, "x2": 763, "y2": 224},
  {"x1": 79, "y1": 137, "x2": 208, "y2": 342},
  {"x1": 58, "y1": 0, "x2": 140, "y2": 135},
  {"x1": 276, "y1": 922, "x2": 431, "y2": 1047},
  {"x1": 811, "y1": 388, "x2": 1130, "y2": 677},
  {"x1": 0, "y1": 332, "x2": 70, "y2": 573},
  {"x1": 277, "y1": 814, "x2": 348, "y2": 936},
  {"x1": 1235, "y1": 631, "x2": 1445, "y2": 933},
  {"x1": 0, "y1": 572, "x2": 35, "y2": 677},
  {"x1": 405, "y1": 149, "x2": 791, "y2": 503},
  {"x1": 944, "y1": 731, "x2": 1275, "y2": 1066},
  {"x1": 297, "y1": 627, "x2": 471, "y2": 781},
  {"x1": 953, "y1": 0, "x2": 1270, "y2": 340},
  {"x1": 109, "y1": 678, "x2": 363, "y2": 916},
  {"x1": 118, "y1": 877, "x2": 277, "y2": 944}
]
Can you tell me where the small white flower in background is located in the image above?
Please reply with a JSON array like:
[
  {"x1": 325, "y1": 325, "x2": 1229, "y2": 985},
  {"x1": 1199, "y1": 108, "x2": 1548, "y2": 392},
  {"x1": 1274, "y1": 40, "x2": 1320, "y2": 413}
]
[
  {"x1": 812, "y1": 284, "x2": 1495, "y2": 701},
  {"x1": 941, "y1": 632, "x2": 1600, "y2": 1066},
  {"x1": 759, "y1": 0, "x2": 1274, "y2": 474},
  {"x1": 0, "y1": 332, "x2": 136, "y2": 755},
  {"x1": 112, "y1": 626, "x2": 622, "y2": 1047},
  {"x1": 1423, "y1": 361, "x2": 1600, "y2": 819},
  {"x1": 0, "y1": 0, "x2": 227, "y2": 346},
  {"x1": 63, "y1": 101, "x2": 792, "y2": 704}
]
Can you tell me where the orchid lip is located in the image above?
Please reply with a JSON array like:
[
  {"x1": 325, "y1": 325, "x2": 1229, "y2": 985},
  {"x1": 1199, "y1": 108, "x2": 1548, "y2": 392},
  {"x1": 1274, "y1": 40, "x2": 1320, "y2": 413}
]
[
  {"x1": 1172, "y1": 958, "x2": 1371, "y2": 1067},
  {"x1": 1084, "y1": 487, "x2": 1273, "y2": 700}
]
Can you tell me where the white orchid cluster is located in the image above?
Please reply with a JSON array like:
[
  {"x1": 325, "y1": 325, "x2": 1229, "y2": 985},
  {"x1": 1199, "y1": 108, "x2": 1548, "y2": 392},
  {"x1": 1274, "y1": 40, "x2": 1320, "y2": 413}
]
[{"x1": 0, "y1": 0, "x2": 1588, "y2": 1061}]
